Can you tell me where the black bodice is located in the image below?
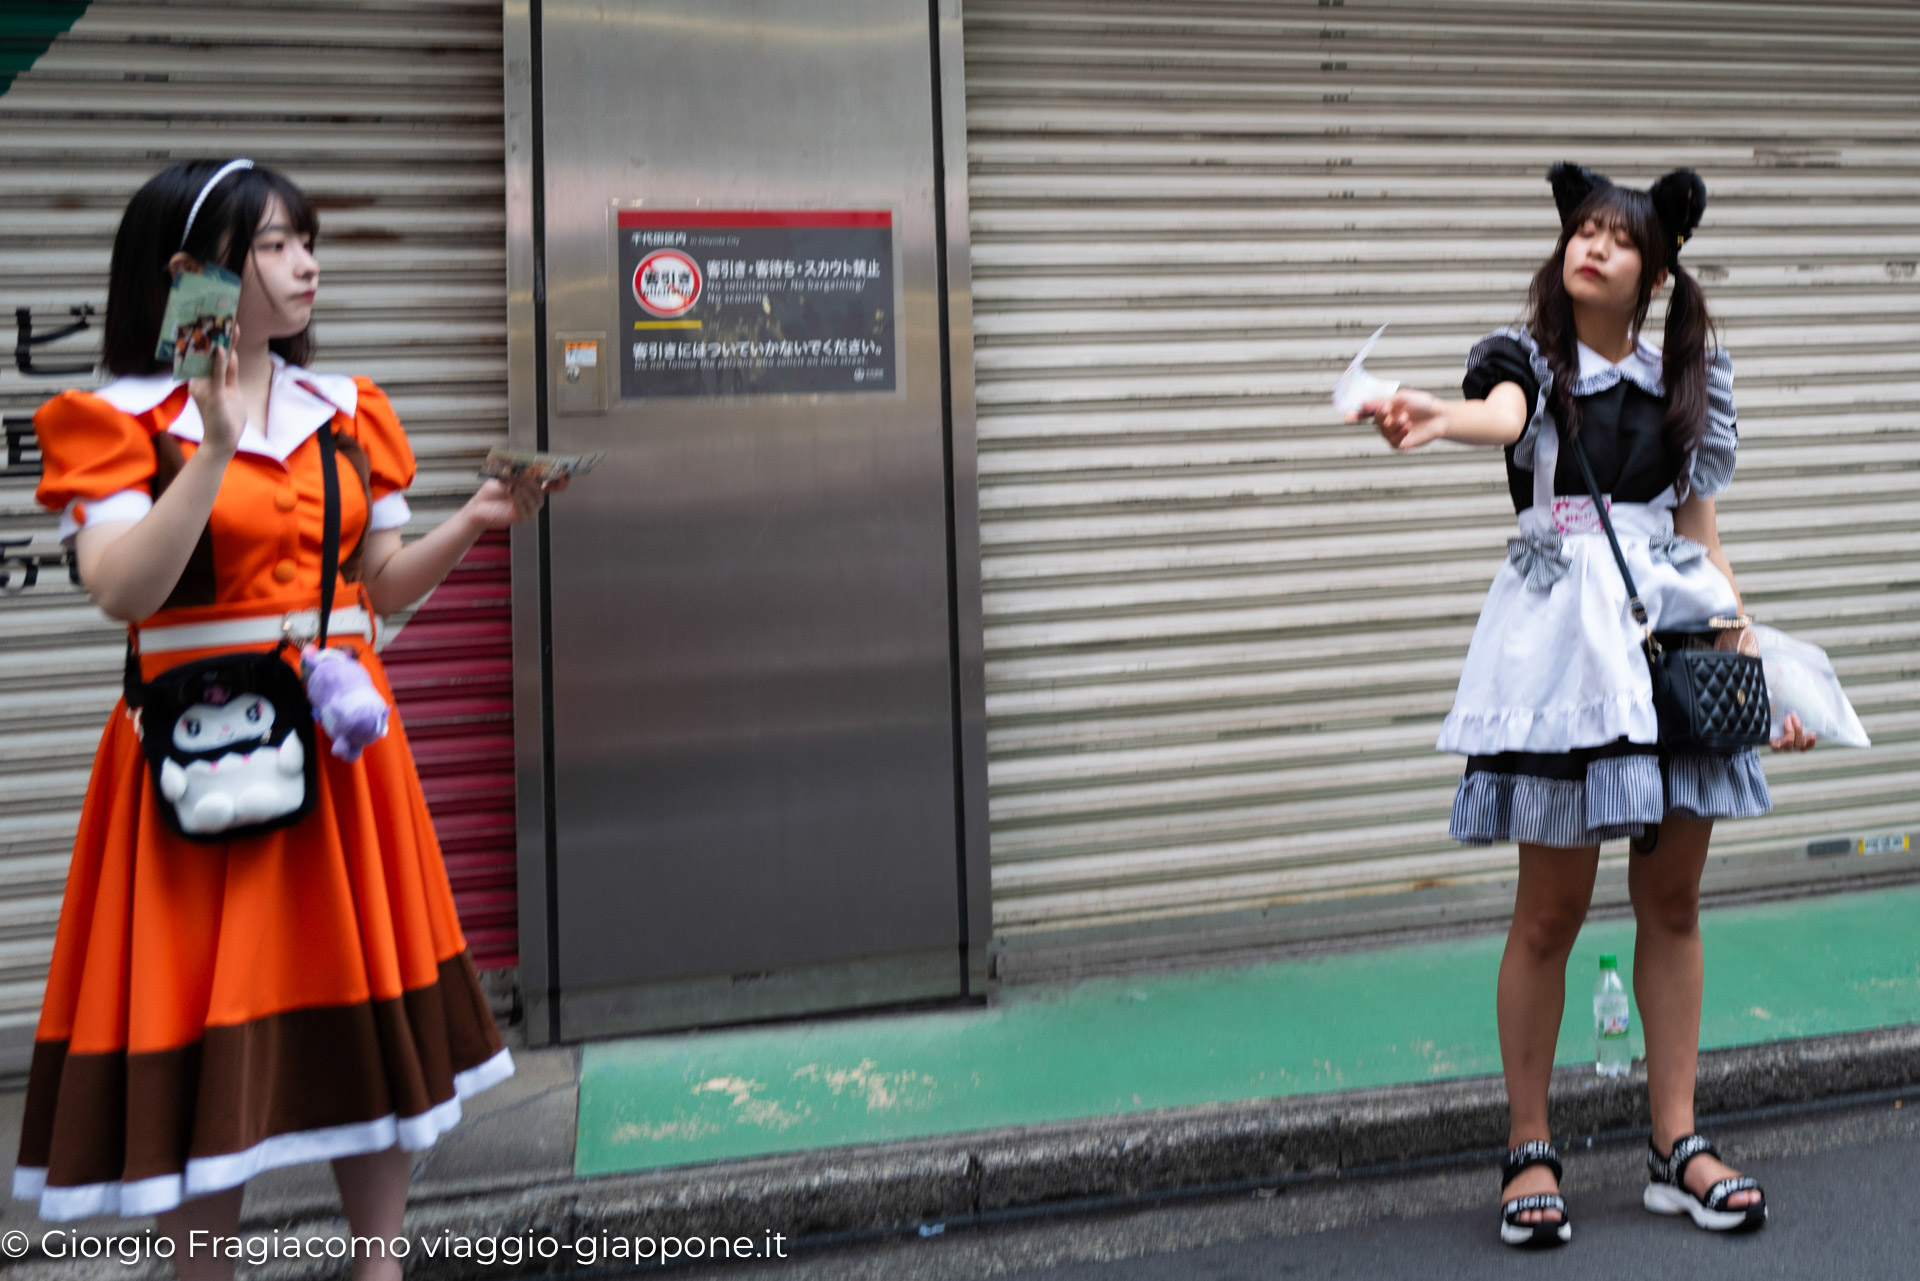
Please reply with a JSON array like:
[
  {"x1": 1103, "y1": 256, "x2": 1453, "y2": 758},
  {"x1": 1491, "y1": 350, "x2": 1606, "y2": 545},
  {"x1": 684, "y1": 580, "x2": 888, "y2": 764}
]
[{"x1": 1463, "y1": 336, "x2": 1686, "y2": 513}]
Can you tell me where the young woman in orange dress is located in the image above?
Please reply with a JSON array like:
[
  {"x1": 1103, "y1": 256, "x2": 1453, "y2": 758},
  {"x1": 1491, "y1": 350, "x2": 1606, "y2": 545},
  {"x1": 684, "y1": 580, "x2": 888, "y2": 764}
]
[{"x1": 11, "y1": 159, "x2": 559, "y2": 1280}]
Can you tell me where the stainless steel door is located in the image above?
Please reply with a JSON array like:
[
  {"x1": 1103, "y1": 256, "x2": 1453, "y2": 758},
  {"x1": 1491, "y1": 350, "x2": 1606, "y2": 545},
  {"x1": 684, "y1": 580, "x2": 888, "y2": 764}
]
[{"x1": 532, "y1": 0, "x2": 973, "y2": 1037}]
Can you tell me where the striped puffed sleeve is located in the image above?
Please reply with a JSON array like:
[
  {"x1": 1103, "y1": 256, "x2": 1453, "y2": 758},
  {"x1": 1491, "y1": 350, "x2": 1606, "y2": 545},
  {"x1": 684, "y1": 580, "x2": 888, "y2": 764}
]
[
  {"x1": 33, "y1": 390, "x2": 158, "y2": 544},
  {"x1": 1686, "y1": 347, "x2": 1738, "y2": 499},
  {"x1": 351, "y1": 377, "x2": 418, "y2": 532}
]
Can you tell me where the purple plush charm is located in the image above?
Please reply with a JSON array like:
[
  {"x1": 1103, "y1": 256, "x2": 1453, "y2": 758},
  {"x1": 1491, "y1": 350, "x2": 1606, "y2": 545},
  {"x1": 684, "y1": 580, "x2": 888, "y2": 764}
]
[{"x1": 300, "y1": 644, "x2": 391, "y2": 762}]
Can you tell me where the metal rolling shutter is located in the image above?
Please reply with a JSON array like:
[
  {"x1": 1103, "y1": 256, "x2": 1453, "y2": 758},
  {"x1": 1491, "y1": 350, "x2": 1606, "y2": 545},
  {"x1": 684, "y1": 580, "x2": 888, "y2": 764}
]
[
  {"x1": 379, "y1": 529, "x2": 518, "y2": 970},
  {"x1": 0, "y1": 0, "x2": 512, "y2": 1075},
  {"x1": 963, "y1": 0, "x2": 1920, "y2": 976}
]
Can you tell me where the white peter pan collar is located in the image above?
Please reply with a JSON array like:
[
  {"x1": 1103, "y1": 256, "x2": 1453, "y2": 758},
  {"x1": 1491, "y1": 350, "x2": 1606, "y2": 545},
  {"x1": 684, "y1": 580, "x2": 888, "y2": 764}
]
[
  {"x1": 1572, "y1": 336, "x2": 1665, "y2": 398},
  {"x1": 92, "y1": 354, "x2": 357, "y2": 465}
]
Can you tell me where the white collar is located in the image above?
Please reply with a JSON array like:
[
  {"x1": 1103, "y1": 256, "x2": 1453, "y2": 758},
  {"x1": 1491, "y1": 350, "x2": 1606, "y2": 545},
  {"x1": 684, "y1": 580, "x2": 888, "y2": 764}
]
[
  {"x1": 1573, "y1": 336, "x2": 1665, "y2": 397},
  {"x1": 93, "y1": 354, "x2": 357, "y2": 464}
]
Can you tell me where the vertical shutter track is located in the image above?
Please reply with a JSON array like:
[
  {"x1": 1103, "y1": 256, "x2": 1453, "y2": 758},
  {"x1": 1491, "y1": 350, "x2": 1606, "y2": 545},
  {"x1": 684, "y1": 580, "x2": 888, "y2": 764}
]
[
  {"x1": 963, "y1": 0, "x2": 1920, "y2": 952},
  {"x1": 0, "y1": 0, "x2": 512, "y2": 1065}
]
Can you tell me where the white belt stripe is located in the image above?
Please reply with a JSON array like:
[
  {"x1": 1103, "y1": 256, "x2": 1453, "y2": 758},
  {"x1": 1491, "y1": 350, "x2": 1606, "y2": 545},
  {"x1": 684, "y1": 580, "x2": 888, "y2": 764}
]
[{"x1": 136, "y1": 607, "x2": 374, "y2": 654}]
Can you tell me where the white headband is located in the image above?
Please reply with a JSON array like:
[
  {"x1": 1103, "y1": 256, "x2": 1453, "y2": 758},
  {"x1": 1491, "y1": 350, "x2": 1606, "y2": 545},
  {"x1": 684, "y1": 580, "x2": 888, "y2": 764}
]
[{"x1": 179, "y1": 158, "x2": 255, "y2": 250}]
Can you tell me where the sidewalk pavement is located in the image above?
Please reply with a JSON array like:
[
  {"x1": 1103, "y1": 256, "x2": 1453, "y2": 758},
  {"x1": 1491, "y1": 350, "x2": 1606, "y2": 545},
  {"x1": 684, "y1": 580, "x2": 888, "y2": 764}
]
[{"x1": 5, "y1": 882, "x2": 1920, "y2": 1278}]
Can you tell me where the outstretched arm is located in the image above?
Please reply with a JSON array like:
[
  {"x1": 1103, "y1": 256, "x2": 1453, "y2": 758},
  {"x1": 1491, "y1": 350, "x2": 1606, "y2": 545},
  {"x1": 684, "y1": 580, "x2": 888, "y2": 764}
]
[
  {"x1": 358, "y1": 471, "x2": 564, "y2": 616},
  {"x1": 1348, "y1": 381, "x2": 1529, "y2": 450}
]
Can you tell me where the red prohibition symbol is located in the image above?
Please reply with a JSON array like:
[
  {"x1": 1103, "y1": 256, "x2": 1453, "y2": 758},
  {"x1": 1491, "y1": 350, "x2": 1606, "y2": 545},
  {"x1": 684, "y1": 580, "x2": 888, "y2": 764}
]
[{"x1": 634, "y1": 249, "x2": 702, "y2": 317}]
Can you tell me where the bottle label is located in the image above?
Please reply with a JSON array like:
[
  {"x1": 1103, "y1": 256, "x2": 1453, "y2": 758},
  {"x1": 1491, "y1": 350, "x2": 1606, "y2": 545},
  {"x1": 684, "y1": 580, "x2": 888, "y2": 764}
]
[{"x1": 1599, "y1": 1013, "x2": 1629, "y2": 1036}]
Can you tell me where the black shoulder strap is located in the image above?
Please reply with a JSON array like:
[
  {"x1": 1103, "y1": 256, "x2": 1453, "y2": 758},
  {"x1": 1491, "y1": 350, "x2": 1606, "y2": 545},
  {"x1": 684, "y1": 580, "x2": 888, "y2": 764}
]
[
  {"x1": 1567, "y1": 432, "x2": 1648, "y2": 629},
  {"x1": 123, "y1": 629, "x2": 143, "y2": 708},
  {"x1": 125, "y1": 423, "x2": 345, "y2": 708},
  {"x1": 317, "y1": 422, "x2": 340, "y2": 647}
]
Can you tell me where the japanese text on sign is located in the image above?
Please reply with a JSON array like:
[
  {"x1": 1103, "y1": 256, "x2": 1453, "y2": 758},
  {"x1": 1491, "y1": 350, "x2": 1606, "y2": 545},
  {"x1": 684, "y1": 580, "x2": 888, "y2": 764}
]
[{"x1": 616, "y1": 210, "x2": 896, "y2": 398}]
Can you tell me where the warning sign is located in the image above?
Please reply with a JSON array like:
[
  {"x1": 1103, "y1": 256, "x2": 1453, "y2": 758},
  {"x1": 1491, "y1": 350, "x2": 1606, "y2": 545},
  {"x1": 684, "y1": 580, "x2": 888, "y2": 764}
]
[
  {"x1": 615, "y1": 209, "x2": 896, "y2": 399},
  {"x1": 633, "y1": 249, "x2": 702, "y2": 318}
]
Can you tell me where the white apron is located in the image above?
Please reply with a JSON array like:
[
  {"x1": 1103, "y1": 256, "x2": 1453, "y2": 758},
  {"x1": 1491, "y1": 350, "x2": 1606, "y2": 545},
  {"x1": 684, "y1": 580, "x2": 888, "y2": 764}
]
[{"x1": 1437, "y1": 416, "x2": 1740, "y2": 757}]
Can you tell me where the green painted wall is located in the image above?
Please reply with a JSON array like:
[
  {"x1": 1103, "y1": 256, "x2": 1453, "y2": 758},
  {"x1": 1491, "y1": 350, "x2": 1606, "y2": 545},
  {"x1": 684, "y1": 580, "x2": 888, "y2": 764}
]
[{"x1": 1, "y1": 3, "x2": 90, "y2": 99}]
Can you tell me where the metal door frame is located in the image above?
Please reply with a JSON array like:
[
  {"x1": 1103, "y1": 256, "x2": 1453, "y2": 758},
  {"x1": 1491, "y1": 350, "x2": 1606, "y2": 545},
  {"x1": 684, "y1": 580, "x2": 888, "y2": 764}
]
[{"x1": 503, "y1": 0, "x2": 987, "y2": 1047}]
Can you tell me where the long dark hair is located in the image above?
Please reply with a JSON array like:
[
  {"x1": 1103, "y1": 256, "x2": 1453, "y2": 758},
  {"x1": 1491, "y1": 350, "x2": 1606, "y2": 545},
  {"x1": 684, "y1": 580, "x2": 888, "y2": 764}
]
[
  {"x1": 1523, "y1": 182, "x2": 1715, "y2": 463},
  {"x1": 102, "y1": 161, "x2": 319, "y2": 376}
]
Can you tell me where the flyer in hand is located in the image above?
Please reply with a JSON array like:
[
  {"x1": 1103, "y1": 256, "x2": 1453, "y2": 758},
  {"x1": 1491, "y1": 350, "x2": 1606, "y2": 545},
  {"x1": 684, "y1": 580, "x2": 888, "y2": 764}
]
[
  {"x1": 479, "y1": 447, "x2": 604, "y2": 484},
  {"x1": 1331, "y1": 324, "x2": 1400, "y2": 416},
  {"x1": 153, "y1": 263, "x2": 242, "y2": 379}
]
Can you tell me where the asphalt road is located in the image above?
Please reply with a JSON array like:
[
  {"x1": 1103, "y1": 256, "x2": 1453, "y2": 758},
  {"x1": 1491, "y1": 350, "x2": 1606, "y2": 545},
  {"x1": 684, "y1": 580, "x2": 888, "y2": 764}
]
[{"x1": 680, "y1": 1090, "x2": 1920, "y2": 1281}]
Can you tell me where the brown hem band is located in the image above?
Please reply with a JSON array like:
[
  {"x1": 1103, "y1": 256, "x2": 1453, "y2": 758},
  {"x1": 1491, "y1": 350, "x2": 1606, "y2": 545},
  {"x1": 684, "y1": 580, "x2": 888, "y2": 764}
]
[{"x1": 18, "y1": 953, "x2": 503, "y2": 1189}]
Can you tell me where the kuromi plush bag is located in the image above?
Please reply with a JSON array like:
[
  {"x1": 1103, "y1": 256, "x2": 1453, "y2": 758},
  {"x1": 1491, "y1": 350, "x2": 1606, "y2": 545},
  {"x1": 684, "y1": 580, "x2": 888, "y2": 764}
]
[{"x1": 131, "y1": 644, "x2": 320, "y2": 839}]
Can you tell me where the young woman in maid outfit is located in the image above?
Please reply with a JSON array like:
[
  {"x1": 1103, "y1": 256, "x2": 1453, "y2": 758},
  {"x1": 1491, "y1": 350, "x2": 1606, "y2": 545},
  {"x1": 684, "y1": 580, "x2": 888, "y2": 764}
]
[
  {"x1": 1351, "y1": 164, "x2": 1817, "y2": 1249},
  {"x1": 12, "y1": 160, "x2": 560, "y2": 1278}
]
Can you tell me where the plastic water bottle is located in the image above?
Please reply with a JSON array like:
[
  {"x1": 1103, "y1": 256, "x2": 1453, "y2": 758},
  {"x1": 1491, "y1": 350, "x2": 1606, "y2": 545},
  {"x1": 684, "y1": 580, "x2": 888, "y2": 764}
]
[{"x1": 1593, "y1": 954, "x2": 1631, "y2": 1077}]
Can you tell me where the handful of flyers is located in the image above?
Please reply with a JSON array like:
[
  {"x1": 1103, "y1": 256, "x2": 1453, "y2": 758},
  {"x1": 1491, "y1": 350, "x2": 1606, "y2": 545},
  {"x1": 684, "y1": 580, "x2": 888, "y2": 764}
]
[
  {"x1": 479, "y1": 447, "x2": 603, "y2": 484},
  {"x1": 154, "y1": 263, "x2": 241, "y2": 379}
]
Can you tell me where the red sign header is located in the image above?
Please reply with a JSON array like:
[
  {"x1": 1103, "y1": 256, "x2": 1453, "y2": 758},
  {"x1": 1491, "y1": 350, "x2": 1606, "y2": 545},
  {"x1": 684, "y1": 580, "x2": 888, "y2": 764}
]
[{"x1": 617, "y1": 209, "x2": 891, "y2": 230}]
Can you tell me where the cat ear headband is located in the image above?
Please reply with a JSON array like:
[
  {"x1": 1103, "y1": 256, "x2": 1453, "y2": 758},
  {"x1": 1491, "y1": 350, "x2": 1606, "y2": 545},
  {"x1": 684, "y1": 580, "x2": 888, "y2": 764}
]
[
  {"x1": 1547, "y1": 161, "x2": 1706, "y2": 267},
  {"x1": 180, "y1": 158, "x2": 255, "y2": 250}
]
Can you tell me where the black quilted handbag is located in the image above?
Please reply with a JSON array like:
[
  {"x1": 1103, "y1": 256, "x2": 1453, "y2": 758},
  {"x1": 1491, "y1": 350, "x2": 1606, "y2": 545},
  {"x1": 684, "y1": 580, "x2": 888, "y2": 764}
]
[{"x1": 1570, "y1": 438, "x2": 1771, "y2": 754}]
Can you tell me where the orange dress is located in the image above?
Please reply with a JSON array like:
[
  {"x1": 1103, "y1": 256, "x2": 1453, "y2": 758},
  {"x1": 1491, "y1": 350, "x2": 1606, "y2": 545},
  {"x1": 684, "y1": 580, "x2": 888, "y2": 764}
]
[{"x1": 11, "y1": 358, "x2": 511, "y2": 1221}]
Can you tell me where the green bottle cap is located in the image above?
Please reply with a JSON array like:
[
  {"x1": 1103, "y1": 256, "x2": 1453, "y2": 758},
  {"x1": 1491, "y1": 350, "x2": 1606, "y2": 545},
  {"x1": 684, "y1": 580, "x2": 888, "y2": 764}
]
[{"x1": 1599, "y1": 954, "x2": 1618, "y2": 969}]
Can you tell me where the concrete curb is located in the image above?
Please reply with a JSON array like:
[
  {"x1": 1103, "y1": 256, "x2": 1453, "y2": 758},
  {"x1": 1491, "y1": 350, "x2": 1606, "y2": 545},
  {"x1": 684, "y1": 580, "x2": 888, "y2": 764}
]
[
  {"x1": 436, "y1": 1024, "x2": 1920, "y2": 1251},
  {"x1": 13, "y1": 1023, "x2": 1920, "y2": 1279}
]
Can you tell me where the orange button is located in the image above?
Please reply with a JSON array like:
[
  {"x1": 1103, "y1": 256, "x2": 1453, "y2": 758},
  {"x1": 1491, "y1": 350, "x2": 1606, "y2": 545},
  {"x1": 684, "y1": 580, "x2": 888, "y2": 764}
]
[
  {"x1": 71, "y1": 502, "x2": 87, "y2": 525},
  {"x1": 275, "y1": 489, "x2": 297, "y2": 512},
  {"x1": 272, "y1": 560, "x2": 297, "y2": 583}
]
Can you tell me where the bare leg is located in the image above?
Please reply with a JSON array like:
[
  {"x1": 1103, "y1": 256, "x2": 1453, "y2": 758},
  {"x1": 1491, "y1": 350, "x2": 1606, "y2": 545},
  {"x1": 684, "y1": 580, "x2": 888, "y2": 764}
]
[
  {"x1": 1497, "y1": 840, "x2": 1602, "y2": 1223},
  {"x1": 332, "y1": 1146, "x2": 415, "y2": 1281},
  {"x1": 1628, "y1": 814, "x2": 1759, "y2": 1208},
  {"x1": 156, "y1": 1185, "x2": 243, "y2": 1281}
]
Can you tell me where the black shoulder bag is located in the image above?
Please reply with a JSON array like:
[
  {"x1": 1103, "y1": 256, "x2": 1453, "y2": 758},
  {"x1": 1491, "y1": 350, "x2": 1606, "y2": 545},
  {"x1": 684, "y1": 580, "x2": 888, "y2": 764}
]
[
  {"x1": 124, "y1": 426, "x2": 344, "y2": 840},
  {"x1": 1568, "y1": 435, "x2": 1770, "y2": 754}
]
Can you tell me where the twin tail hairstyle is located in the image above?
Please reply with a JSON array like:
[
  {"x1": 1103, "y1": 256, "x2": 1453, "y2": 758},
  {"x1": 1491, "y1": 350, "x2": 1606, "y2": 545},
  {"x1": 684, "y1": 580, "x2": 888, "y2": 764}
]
[{"x1": 1526, "y1": 161, "x2": 1716, "y2": 465}]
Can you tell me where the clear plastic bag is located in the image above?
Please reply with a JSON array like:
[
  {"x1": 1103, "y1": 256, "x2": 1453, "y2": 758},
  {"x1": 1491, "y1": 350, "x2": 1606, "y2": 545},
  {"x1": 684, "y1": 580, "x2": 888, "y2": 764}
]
[{"x1": 1752, "y1": 623, "x2": 1870, "y2": 747}]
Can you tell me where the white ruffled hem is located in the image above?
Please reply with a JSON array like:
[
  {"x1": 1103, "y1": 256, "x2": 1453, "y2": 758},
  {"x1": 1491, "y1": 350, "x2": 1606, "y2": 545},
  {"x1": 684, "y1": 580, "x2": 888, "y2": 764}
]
[
  {"x1": 1440, "y1": 517, "x2": 1737, "y2": 756},
  {"x1": 11, "y1": 1048, "x2": 514, "y2": 1222},
  {"x1": 1436, "y1": 692, "x2": 1654, "y2": 756}
]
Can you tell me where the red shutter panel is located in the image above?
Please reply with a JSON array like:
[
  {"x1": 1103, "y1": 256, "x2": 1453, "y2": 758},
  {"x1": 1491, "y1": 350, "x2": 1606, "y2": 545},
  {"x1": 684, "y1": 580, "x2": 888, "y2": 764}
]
[{"x1": 380, "y1": 530, "x2": 517, "y2": 970}]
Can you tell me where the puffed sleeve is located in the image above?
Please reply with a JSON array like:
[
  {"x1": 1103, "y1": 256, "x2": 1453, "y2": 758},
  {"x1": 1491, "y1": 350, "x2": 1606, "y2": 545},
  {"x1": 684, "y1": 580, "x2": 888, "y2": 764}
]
[
  {"x1": 351, "y1": 377, "x2": 417, "y2": 532},
  {"x1": 1686, "y1": 347, "x2": 1738, "y2": 499},
  {"x1": 33, "y1": 390, "x2": 158, "y2": 545},
  {"x1": 1463, "y1": 326, "x2": 1556, "y2": 471}
]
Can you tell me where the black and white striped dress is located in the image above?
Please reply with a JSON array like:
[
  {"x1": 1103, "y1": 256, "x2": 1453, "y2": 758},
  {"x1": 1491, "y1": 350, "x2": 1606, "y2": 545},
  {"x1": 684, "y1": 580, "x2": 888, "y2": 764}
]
[{"x1": 1441, "y1": 327, "x2": 1769, "y2": 849}]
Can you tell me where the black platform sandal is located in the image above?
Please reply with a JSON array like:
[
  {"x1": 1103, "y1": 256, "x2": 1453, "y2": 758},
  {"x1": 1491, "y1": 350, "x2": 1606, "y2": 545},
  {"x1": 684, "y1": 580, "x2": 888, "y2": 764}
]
[
  {"x1": 1498, "y1": 1139, "x2": 1572, "y2": 1248},
  {"x1": 1644, "y1": 1133, "x2": 1767, "y2": 1232}
]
